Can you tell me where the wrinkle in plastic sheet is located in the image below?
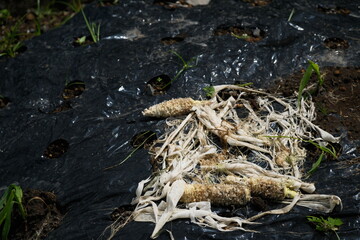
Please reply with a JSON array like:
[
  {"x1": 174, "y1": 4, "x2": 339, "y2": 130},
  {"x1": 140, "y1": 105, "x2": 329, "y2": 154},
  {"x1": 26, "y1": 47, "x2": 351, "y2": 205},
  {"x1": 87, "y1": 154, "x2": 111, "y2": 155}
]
[{"x1": 1, "y1": 0, "x2": 360, "y2": 239}]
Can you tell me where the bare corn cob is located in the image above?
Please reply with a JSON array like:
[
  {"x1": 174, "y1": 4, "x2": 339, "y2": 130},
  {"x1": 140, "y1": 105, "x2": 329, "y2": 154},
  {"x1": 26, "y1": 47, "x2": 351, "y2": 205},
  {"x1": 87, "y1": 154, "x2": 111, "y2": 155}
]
[
  {"x1": 143, "y1": 98, "x2": 207, "y2": 118},
  {"x1": 180, "y1": 183, "x2": 251, "y2": 206}
]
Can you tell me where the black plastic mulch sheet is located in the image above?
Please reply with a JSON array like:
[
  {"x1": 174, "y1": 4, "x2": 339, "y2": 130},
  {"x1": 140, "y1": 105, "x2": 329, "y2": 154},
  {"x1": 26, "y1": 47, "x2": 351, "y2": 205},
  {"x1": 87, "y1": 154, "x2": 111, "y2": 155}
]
[{"x1": 1, "y1": 0, "x2": 360, "y2": 239}]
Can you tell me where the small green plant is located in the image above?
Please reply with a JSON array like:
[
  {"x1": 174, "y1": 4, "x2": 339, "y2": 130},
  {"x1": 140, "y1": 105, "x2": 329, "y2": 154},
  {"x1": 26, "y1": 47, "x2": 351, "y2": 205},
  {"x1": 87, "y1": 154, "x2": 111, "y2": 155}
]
[
  {"x1": 307, "y1": 216, "x2": 343, "y2": 240},
  {"x1": 0, "y1": 19, "x2": 24, "y2": 57},
  {"x1": 297, "y1": 60, "x2": 324, "y2": 106},
  {"x1": 33, "y1": 18, "x2": 42, "y2": 36},
  {"x1": 0, "y1": 9, "x2": 10, "y2": 22},
  {"x1": 306, "y1": 140, "x2": 337, "y2": 176},
  {"x1": 156, "y1": 76, "x2": 163, "y2": 82},
  {"x1": 81, "y1": 9, "x2": 100, "y2": 43},
  {"x1": 203, "y1": 86, "x2": 215, "y2": 97},
  {"x1": 75, "y1": 36, "x2": 87, "y2": 45},
  {"x1": 34, "y1": 0, "x2": 55, "y2": 18},
  {"x1": 0, "y1": 184, "x2": 27, "y2": 240},
  {"x1": 157, "y1": 51, "x2": 196, "y2": 89},
  {"x1": 171, "y1": 50, "x2": 196, "y2": 83}
]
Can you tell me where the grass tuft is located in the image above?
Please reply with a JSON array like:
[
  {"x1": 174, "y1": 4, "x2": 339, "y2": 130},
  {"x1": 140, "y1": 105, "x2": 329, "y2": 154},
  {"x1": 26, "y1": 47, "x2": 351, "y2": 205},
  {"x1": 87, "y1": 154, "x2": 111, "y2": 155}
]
[
  {"x1": 81, "y1": 8, "x2": 100, "y2": 43},
  {"x1": 0, "y1": 184, "x2": 27, "y2": 240}
]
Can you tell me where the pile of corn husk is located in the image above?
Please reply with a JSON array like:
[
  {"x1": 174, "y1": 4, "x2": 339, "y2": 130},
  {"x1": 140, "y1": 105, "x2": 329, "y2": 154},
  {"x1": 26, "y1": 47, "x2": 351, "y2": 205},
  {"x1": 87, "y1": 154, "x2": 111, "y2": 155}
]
[{"x1": 106, "y1": 85, "x2": 341, "y2": 239}]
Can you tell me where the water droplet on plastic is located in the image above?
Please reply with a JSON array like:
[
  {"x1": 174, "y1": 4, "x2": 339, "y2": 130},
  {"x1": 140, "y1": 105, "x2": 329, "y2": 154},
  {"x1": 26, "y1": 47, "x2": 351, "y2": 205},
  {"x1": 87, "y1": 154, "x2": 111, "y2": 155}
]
[
  {"x1": 354, "y1": 192, "x2": 360, "y2": 200},
  {"x1": 106, "y1": 95, "x2": 114, "y2": 107},
  {"x1": 71, "y1": 116, "x2": 79, "y2": 124}
]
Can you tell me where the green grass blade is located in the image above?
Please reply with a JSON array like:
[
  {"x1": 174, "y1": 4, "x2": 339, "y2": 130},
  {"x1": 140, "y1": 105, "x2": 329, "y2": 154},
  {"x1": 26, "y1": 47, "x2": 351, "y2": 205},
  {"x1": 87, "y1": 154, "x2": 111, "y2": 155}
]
[
  {"x1": 0, "y1": 207, "x2": 7, "y2": 224},
  {"x1": 0, "y1": 189, "x2": 14, "y2": 226},
  {"x1": 297, "y1": 63, "x2": 313, "y2": 105},
  {"x1": 12, "y1": 185, "x2": 26, "y2": 219},
  {"x1": 288, "y1": 8, "x2": 295, "y2": 22},
  {"x1": 231, "y1": 32, "x2": 250, "y2": 39},
  {"x1": 0, "y1": 188, "x2": 11, "y2": 209},
  {"x1": 2, "y1": 201, "x2": 13, "y2": 240},
  {"x1": 307, "y1": 152, "x2": 324, "y2": 175},
  {"x1": 96, "y1": 23, "x2": 101, "y2": 42},
  {"x1": 170, "y1": 50, "x2": 187, "y2": 66},
  {"x1": 308, "y1": 60, "x2": 324, "y2": 86},
  {"x1": 334, "y1": 230, "x2": 341, "y2": 240},
  {"x1": 81, "y1": 9, "x2": 98, "y2": 43},
  {"x1": 12, "y1": 185, "x2": 22, "y2": 202}
]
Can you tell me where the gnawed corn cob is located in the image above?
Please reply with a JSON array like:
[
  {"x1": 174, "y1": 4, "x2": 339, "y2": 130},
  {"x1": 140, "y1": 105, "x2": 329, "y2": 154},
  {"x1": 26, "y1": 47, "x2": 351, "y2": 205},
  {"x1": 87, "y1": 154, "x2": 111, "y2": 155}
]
[
  {"x1": 224, "y1": 175, "x2": 298, "y2": 201},
  {"x1": 180, "y1": 183, "x2": 251, "y2": 206},
  {"x1": 247, "y1": 177, "x2": 297, "y2": 200},
  {"x1": 143, "y1": 98, "x2": 207, "y2": 118}
]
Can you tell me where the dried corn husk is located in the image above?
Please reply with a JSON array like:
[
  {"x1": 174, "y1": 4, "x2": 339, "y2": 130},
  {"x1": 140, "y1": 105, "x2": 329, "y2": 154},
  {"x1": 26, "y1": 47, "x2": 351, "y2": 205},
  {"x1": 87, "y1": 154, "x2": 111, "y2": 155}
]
[{"x1": 143, "y1": 98, "x2": 208, "y2": 118}]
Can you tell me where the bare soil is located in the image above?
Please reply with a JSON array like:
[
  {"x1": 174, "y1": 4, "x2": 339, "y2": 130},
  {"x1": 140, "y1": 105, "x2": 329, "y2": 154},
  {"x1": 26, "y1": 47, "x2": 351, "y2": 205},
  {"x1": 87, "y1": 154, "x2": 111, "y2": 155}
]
[{"x1": 268, "y1": 66, "x2": 360, "y2": 141}]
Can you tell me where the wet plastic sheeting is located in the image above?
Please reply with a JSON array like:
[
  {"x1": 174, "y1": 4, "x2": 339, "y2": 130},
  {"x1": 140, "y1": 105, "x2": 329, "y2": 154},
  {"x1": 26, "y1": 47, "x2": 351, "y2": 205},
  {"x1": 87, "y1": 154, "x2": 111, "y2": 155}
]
[{"x1": 1, "y1": 0, "x2": 360, "y2": 239}]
